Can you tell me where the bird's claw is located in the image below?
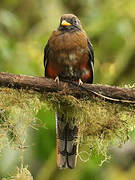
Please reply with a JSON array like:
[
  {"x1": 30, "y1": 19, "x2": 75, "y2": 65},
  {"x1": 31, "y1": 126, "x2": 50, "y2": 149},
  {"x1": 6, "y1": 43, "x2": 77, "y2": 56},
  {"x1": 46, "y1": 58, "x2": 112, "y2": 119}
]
[
  {"x1": 78, "y1": 79, "x2": 83, "y2": 86},
  {"x1": 55, "y1": 76, "x2": 60, "y2": 86}
]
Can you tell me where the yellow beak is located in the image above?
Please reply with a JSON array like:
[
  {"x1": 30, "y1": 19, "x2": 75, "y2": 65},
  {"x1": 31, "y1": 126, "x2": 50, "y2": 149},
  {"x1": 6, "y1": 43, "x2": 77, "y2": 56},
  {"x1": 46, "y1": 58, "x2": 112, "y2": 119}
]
[{"x1": 61, "y1": 20, "x2": 71, "y2": 26}]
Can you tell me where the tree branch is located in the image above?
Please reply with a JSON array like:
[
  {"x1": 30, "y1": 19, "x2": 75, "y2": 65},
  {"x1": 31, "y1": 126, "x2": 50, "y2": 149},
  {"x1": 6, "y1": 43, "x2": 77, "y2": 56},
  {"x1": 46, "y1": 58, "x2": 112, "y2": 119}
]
[{"x1": 0, "y1": 72, "x2": 135, "y2": 103}]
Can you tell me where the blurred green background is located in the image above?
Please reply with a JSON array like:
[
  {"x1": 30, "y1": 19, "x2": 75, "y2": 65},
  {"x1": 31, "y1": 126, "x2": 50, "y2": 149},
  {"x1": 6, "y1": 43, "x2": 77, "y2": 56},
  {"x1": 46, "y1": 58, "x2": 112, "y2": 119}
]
[{"x1": 0, "y1": 0, "x2": 135, "y2": 179}]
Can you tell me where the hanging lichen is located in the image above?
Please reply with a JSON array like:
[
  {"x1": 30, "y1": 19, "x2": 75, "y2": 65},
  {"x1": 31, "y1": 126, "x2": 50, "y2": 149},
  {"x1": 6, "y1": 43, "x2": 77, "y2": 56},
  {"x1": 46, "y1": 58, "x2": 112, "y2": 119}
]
[{"x1": 0, "y1": 87, "x2": 135, "y2": 177}]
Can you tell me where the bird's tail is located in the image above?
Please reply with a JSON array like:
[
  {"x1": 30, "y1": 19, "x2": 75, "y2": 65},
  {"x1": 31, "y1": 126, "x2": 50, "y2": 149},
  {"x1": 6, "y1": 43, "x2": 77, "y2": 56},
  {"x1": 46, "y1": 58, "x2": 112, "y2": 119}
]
[{"x1": 56, "y1": 113, "x2": 79, "y2": 169}]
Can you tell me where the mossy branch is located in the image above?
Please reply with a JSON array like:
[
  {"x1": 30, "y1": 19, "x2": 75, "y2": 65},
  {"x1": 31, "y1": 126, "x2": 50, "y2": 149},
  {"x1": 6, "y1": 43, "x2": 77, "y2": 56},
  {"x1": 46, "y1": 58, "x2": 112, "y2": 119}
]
[
  {"x1": 0, "y1": 72, "x2": 135, "y2": 103},
  {"x1": 0, "y1": 72, "x2": 135, "y2": 169}
]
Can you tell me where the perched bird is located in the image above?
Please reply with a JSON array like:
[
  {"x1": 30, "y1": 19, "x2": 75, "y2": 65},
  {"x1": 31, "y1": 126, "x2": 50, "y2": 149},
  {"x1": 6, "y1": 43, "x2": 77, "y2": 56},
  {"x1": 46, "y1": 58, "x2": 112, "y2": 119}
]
[{"x1": 44, "y1": 14, "x2": 94, "y2": 169}]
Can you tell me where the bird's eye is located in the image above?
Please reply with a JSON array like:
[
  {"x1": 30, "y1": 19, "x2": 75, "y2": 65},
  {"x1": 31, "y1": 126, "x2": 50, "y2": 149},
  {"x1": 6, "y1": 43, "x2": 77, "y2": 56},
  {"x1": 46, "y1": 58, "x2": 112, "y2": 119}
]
[{"x1": 73, "y1": 18, "x2": 78, "y2": 25}]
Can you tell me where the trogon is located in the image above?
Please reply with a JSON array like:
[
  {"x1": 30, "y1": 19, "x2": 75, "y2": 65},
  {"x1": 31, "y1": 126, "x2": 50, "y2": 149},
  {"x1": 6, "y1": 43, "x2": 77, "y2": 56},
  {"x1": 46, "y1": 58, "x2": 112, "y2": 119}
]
[{"x1": 44, "y1": 14, "x2": 94, "y2": 169}]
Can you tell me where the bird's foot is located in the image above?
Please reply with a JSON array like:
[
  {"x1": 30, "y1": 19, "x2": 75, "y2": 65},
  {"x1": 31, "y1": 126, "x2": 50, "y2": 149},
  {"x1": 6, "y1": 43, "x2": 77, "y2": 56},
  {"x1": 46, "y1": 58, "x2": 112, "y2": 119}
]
[
  {"x1": 55, "y1": 76, "x2": 60, "y2": 86},
  {"x1": 78, "y1": 79, "x2": 83, "y2": 86}
]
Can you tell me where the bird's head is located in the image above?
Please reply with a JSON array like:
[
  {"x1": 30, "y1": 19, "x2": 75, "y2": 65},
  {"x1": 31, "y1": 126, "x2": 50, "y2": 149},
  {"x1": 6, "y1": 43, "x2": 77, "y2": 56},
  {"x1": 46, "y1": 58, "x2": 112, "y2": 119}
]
[{"x1": 58, "y1": 14, "x2": 82, "y2": 31}]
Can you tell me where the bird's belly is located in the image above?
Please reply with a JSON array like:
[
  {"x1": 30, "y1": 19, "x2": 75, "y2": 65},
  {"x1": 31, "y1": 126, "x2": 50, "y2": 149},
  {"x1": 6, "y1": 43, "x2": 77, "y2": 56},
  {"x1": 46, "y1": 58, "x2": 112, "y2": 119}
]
[
  {"x1": 46, "y1": 48, "x2": 91, "y2": 82},
  {"x1": 59, "y1": 64, "x2": 81, "y2": 81},
  {"x1": 56, "y1": 51, "x2": 80, "y2": 65},
  {"x1": 56, "y1": 50, "x2": 83, "y2": 79}
]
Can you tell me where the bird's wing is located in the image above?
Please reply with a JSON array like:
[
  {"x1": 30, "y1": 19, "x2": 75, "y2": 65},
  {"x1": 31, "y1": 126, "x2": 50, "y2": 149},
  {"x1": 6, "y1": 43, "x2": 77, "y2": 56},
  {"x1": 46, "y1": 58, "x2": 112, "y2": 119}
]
[
  {"x1": 87, "y1": 39, "x2": 94, "y2": 83},
  {"x1": 44, "y1": 41, "x2": 50, "y2": 77}
]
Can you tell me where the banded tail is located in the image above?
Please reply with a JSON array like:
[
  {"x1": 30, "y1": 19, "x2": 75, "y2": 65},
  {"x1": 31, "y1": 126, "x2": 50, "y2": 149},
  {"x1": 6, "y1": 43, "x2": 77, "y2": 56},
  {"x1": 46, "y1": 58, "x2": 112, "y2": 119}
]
[{"x1": 56, "y1": 114, "x2": 79, "y2": 169}]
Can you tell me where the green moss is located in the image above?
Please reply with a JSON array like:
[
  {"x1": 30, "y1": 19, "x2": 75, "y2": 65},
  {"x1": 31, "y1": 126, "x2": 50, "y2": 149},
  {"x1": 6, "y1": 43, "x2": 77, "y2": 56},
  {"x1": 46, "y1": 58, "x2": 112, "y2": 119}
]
[
  {"x1": 41, "y1": 92, "x2": 135, "y2": 164},
  {"x1": 0, "y1": 88, "x2": 43, "y2": 152},
  {"x1": 2, "y1": 166, "x2": 33, "y2": 180},
  {"x1": 0, "y1": 87, "x2": 135, "y2": 165}
]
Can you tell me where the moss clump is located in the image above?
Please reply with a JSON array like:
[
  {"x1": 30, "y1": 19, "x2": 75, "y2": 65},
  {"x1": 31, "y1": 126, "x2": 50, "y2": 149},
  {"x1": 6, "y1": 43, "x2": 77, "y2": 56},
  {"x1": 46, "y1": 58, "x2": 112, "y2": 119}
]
[
  {"x1": 2, "y1": 166, "x2": 33, "y2": 180},
  {"x1": 0, "y1": 88, "x2": 43, "y2": 153},
  {"x1": 0, "y1": 87, "x2": 135, "y2": 167},
  {"x1": 43, "y1": 93, "x2": 135, "y2": 163},
  {"x1": 0, "y1": 88, "x2": 43, "y2": 179}
]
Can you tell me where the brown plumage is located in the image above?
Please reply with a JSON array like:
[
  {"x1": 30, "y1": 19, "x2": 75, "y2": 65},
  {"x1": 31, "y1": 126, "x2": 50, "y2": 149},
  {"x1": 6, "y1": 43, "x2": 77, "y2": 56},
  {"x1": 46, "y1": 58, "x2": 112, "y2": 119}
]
[{"x1": 44, "y1": 14, "x2": 94, "y2": 169}]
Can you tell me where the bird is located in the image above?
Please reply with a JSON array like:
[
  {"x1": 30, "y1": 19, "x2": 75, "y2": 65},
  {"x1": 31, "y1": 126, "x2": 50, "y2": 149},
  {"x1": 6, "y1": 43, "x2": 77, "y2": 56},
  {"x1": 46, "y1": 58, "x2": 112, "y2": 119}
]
[{"x1": 44, "y1": 14, "x2": 94, "y2": 169}]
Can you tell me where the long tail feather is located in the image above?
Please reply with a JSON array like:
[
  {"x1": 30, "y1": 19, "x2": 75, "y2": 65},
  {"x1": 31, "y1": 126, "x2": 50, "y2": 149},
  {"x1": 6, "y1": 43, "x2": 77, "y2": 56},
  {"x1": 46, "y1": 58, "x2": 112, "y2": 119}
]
[{"x1": 56, "y1": 114, "x2": 79, "y2": 169}]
